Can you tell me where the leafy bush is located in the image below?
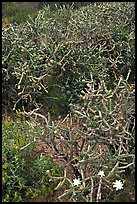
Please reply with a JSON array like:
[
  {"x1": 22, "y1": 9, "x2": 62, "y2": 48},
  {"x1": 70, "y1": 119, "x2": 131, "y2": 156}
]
[
  {"x1": 2, "y1": 2, "x2": 135, "y2": 115},
  {"x1": 2, "y1": 117, "x2": 62, "y2": 202}
]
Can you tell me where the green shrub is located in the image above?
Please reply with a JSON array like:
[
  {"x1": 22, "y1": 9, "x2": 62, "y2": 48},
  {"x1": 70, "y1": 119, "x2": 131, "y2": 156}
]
[
  {"x1": 2, "y1": 117, "x2": 62, "y2": 202},
  {"x1": 38, "y1": 73, "x2": 135, "y2": 202},
  {"x1": 2, "y1": 2, "x2": 135, "y2": 116},
  {"x1": 2, "y1": 2, "x2": 135, "y2": 201}
]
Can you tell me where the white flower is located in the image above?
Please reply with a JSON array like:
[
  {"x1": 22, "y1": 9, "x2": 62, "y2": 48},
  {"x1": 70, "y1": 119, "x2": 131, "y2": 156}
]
[
  {"x1": 98, "y1": 170, "x2": 105, "y2": 177},
  {"x1": 113, "y1": 180, "x2": 124, "y2": 191},
  {"x1": 73, "y1": 178, "x2": 81, "y2": 186}
]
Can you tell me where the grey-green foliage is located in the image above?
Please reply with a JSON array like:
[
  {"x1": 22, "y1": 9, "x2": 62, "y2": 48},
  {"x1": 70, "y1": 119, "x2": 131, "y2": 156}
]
[
  {"x1": 43, "y1": 74, "x2": 135, "y2": 202},
  {"x1": 2, "y1": 2, "x2": 135, "y2": 113},
  {"x1": 70, "y1": 2, "x2": 135, "y2": 81}
]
